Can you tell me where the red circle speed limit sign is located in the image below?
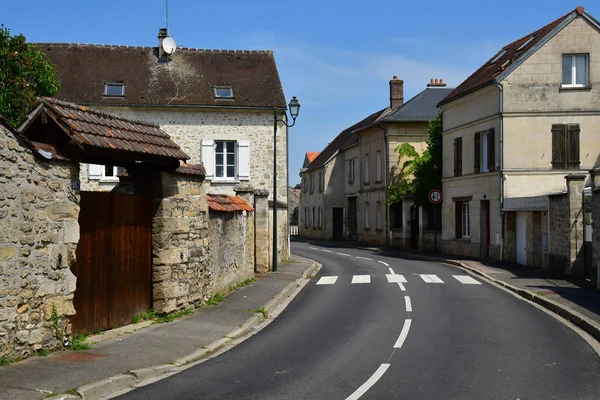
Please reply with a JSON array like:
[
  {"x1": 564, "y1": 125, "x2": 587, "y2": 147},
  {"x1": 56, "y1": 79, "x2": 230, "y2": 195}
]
[{"x1": 429, "y1": 189, "x2": 442, "y2": 204}]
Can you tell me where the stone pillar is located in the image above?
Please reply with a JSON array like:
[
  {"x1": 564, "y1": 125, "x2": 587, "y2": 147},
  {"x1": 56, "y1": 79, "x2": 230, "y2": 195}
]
[
  {"x1": 591, "y1": 169, "x2": 600, "y2": 289},
  {"x1": 566, "y1": 174, "x2": 586, "y2": 277},
  {"x1": 235, "y1": 184, "x2": 256, "y2": 275},
  {"x1": 254, "y1": 189, "x2": 270, "y2": 273}
]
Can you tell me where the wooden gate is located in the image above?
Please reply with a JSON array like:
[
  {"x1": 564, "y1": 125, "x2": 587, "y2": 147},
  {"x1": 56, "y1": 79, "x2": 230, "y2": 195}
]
[{"x1": 71, "y1": 192, "x2": 152, "y2": 335}]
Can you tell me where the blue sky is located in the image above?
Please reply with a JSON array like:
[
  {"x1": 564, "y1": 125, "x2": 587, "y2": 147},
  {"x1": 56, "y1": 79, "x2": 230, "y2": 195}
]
[{"x1": 2, "y1": 1, "x2": 597, "y2": 185}]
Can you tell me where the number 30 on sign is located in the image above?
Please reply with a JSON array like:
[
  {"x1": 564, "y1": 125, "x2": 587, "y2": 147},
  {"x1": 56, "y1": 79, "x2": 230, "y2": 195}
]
[{"x1": 429, "y1": 189, "x2": 442, "y2": 204}]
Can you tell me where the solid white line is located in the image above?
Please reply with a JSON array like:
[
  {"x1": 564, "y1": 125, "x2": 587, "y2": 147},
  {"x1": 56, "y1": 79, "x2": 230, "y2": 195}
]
[
  {"x1": 316, "y1": 276, "x2": 338, "y2": 285},
  {"x1": 398, "y1": 282, "x2": 406, "y2": 291},
  {"x1": 394, "y1": 319, "x2": 412, "y2": 348},
  {"x1": 337, "y1": 252, "x2": 352, "y2": 257},
  {"x1": 321, "y1": 249, "x2": 333, "y2": 253},
  {"x1": 356, "y1": 256, "x2": 373, "y2": 261},
  {"x1": 387, "y1": 267, "x2": 395, "y2": 274},
  {"x1": 351, "y1": 275, "x2": 371, "y2": 284},
  {"x1": 345, "y1": 363, "x2": 390, "y2": 400},
  {"x1": 404, "y1": 296, "x2": 412, "y2": 312},
  {"x1": 385, "y1": 274, "x2": 407, "y2": 283},
  {"x1": 379, "y1": 261, "x2": 390, "y2": 267},
  {"x1": 453, "y1": 275, "x2": 481, "y2": 285},
  {"x1": 309, "y1": 247, "x2": 319, "y2": 250}
]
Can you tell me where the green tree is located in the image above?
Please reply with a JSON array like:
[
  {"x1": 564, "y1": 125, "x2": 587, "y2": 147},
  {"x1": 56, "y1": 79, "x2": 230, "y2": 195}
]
[{"x1": 0, "y1": 24, "x2": 60, "y2": 127}]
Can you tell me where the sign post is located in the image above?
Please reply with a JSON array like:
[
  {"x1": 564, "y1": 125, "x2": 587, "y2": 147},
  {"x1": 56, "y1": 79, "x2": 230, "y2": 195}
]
[{"x1": 428, "y1": 189, "x2": 443, "y2": 253}]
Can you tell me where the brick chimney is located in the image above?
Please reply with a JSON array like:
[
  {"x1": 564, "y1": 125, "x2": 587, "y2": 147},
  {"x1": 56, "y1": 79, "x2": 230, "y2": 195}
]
[
  {"x1": 427, "y1": 78, "x2": 447, "y2": 87},
  {"x1": 158, "y1": 28, "x2": 168, "y2": 61},
  {"x1": 389, "y1": 76, "x2": 404, "y2": 109}
]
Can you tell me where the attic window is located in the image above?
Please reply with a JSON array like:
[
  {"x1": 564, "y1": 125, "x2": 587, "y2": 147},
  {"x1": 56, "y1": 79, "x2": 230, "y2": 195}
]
[
  {"x1": 104, "y1": 83, "x2": 125, "y2": 97},
  {"x1": 214, "y1": 86, "x2": 234, "y2": 99},
  {"x1": 517, "y1": 36, "x2": 535, "y2": 51},
  {"x1": 489, "y1": 50, "x2": 507, "y2": 65}
]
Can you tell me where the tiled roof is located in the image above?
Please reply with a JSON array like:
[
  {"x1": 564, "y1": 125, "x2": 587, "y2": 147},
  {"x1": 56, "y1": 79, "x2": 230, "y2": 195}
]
[
  {"x1": 175, "y1": 162, "x2": 206, "y2": 176},
  {"x1": 305, "y1": 108, "x2": 387, "y2": 172},
  {"x1": 439, "y1": 7, "x2": 582, "y2": 106},
  {"x1": 306, "y1": 152, "x2": 320, "y2": 163},
  {"x1": 207, "y1": 194, "x2": 254, "y2": 212},
  {"x1": 40, "y1": 97, "x2": 189, "y2": 160},
  {"x1": 37, "y1": 43, "x2": 286, "y2": 109},
  {"x1": 383, "y1": 87, "x2": 453, "y2": 122}
]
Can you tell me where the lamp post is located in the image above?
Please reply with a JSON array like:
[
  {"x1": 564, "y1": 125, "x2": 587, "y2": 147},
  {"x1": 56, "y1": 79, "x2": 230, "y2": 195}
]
[{"x1": 273, "y1": 96, "x2": 300, "y2": 272}]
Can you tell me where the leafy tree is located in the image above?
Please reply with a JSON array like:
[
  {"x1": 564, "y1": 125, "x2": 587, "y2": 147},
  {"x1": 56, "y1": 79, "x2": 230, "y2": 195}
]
[{"x1": 0, "y1": 24, "x2": 60, "y2": 127}]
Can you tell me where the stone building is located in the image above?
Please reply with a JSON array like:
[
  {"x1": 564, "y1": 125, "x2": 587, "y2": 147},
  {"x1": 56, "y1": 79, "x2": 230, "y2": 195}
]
[
  {"x1": 438, "y1": 6, "x2": 600, "y2": 273},
  {"x1": 37, "y1": 29, "x2": 291, "y2": 268}
]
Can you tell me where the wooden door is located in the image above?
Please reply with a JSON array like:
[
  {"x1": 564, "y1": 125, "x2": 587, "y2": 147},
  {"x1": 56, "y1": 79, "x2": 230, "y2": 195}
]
[
  {"x1": 72, "y1": 192, "x2": 151, "y2": 335},
  {"x1": 333, "y1": 208, "x2": 344, "y2": 239}
]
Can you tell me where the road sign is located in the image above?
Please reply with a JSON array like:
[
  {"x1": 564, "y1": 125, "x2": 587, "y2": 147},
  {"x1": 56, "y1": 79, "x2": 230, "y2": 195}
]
[{"x1": 429, "y1": 189, "x2": 442, "y2": 204}]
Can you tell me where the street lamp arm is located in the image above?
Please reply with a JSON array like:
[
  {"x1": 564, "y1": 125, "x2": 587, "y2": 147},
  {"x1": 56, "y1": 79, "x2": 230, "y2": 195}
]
[{"x1": 275, "y1": 117, "x2": 298, "y2": 128}]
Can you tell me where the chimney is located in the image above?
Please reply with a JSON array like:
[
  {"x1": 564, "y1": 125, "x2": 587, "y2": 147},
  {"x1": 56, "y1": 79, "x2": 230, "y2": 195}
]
[
  {"x1": 158, "y1": 28, "x2": 168, "y2": 60},
  {"x1": 427, "y1": 78, "x2": 447, "y2": 88},
  {"x1": 389, "y1": 76, "x2": 404, "y2": 109}
]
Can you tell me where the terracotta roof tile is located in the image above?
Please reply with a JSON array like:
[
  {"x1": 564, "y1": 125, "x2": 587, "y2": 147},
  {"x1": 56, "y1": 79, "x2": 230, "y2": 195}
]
[{"x1": 207, "y1": 194, "x2": 254, "y2": 212}]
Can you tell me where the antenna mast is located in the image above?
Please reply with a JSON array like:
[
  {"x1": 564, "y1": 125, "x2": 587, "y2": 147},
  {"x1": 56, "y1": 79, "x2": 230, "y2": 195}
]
[{"x1": 166, "y1": 0, "x2": 169, "y2": 31}]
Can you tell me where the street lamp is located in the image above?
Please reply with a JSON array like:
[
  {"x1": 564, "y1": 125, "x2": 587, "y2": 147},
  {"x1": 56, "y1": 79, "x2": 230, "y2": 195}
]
[{"x1": 273, "y1": 96, "x2": 300, "y2": 272}]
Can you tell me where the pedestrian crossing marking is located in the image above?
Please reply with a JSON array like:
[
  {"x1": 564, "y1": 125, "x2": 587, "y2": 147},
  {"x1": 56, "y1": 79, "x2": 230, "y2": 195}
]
[
  {"x1": 453, "y1": 275, "x2": 481, "y2": 285},
  {"x1": 316, "y1": 276, "x2": 338, "y2": 285},
  {"x1": 386, "y1": 274, "x2": 407, "y2": 283},
  {"x1": 351, "y1": 275, "x2": 371, "y2": 284},
  {"x1": 419, "y1": 274, "x2": 444, "y2": 283}
]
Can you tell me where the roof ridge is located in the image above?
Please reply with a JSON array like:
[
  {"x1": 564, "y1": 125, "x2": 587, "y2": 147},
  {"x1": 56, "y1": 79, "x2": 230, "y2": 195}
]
[{"x1": 35, "y1": 42, "x2": 273, "y2": 53}]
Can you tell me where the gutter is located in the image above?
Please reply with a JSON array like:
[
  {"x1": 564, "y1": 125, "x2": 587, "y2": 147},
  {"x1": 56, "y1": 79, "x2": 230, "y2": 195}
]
[
  {"x1": 78, "y1": 102, "x2": 287, "y2": 111},
  {"x1": 493, "y1": 81, "x2": 505, "y2": 262}
]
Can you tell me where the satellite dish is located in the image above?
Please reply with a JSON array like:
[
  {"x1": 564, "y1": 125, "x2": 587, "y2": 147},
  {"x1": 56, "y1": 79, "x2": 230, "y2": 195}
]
[{"x1": 162, "y1": 36, "x2": 176, "y2": 54}]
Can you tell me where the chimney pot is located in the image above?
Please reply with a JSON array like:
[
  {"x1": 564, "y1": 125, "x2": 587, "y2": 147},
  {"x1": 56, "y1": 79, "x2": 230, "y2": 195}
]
[{"x1": 389, "y1": 76, "x2": 404, "y2": 109}]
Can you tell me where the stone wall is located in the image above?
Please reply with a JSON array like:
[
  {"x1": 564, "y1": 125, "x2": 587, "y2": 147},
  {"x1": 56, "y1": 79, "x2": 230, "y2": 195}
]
[
  {"x1": 0, "y1": 123, "x2": 80, "y2": 361},
  {"x1": 151, "y1": 172, "x2": 211, "y2": 313},
  {"x1": 548, "y1": 193, "x2": 569, "y2": 274}
]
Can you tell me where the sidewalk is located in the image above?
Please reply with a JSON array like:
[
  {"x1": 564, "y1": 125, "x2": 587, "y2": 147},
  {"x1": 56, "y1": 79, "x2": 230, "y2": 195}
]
[{"x1": 0, "y1": 256, "x2": 321, "y2": 400}]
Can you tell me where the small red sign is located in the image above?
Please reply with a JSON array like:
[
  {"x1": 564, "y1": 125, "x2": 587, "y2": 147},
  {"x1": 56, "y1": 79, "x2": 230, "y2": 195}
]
[{"x1": 429, "y1": 189, "x2": 442, "y2": 204}]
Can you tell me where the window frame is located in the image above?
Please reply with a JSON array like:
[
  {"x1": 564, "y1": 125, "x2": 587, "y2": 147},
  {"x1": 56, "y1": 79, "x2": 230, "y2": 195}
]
[
  {"x1": 562, "y1": 54, "x2": 589, "y2": 88},
  {"x1": 454, "y1": 137, "x2": 463, "y2": 177},
  {"x1": 312, "y1": 207, "x2": 316, "y2": 229},
  {"x1": 348, "y1": 158, "x2": 355, "y2": 184},
  {"x1": 214, "y1": 140, "x2": 237, "y2": 180},
  {"x1": 454, "y1": 199, "x2": 471, "y2": 239},
  {"x1": 376, "y1": 201, "x2": 382, "y2": 230},
  {"x1": 375, "y1": 151, "x2": 382, "y2": 183},
  {"x1": 364, "y1": 201, "x2": 370, "y2": 230},
  {"x1": 364, "y1": 154, "x2": 370, "y2": 185},
  {"x1": 304, "y1": 207, "x2": 309, "y2": 228},
  {"x1": 214, "y1": 86, "x2": 234, "y2": 99},
  {"x1": 551, "y1": 123, "x2": 580, "y2": 170},
  {"x1": 104, "y1": 82, "x2": 125, "y2": 97}
]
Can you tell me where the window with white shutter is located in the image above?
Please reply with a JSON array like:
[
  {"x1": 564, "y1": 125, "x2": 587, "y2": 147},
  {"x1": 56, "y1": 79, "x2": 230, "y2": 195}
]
[
  {"x1": 237, "y1": 140, "x2": 250, "y2": 180},
  {"x1": 88, "y1": 164, "x2": 104, "y2": 180},
  {"x1": 201, "y1": 139, "x2": 215, "y2": 180}
]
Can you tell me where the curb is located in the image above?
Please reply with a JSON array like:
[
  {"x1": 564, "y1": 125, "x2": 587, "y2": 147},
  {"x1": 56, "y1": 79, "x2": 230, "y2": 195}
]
[
  {"x1": 71, "y1": 259, "x2": 321, "y2": 400},
  {"x1": 393, "y1": 251, "x2": 600, "y2": 343}
]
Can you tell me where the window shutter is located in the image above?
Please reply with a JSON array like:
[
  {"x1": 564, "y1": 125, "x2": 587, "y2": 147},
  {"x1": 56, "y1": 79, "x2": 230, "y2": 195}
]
[
  {"x1": 88, "y1": 164, "x2": 103, "y2": 180},
  {"x1": 487, "y1": 128, "x2": 495, "y2": 172},
  {"x1": 455, "y1": 202, "x2": 462, "y2": 238},
  {"x1": 551, "y1": 124, "x2": 566, "y2": 169},
  {"x1": 567, "y1": 124, "x2": 580, "y2": 169},
  {"x1": 453, "y1": 138, "x2": 458, "y2": 176},
  {"x1": 474, "y1": 132, "x2": 481, "y2": 174},
  {"x1": 455, "y1": 137, "x2": 463, "y2": 176},
  {"x1": 201, "y1": 139, "x2": 215, "y2": 179},
  {"x1": 237, "y1": 140, "x2": 250, "y2": 180}
]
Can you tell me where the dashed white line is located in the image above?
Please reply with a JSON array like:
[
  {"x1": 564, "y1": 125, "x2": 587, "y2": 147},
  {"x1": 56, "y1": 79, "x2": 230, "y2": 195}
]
[
  {"x1": 337, "y1": 252, "x2": 352, "y2": 257},
  {"x1": 309, "y1": 247, "x2": 319, "y2": 250},
  {"x1": 351, "y1": 275, "x2": 371, "y2": 284},
  {"x1": 321, "y1": 249, "x2": 333, "y2": 253},
  {"x1": 398, "y1": 282, "x2": 406, "y2": 291},
  {"x1": 404, "y1": 296, "x2": 412, "y2": 312},
  {"x1": 378, "y1": 261, "x2": 390, "y2": 267},
  {"x1": 387, "y1": 267, "x2": 395, "y2": 274},
  {"x1": 356, "y1": 256, "x2": 373, "y2": 261},
  {"x1": 419, "y1": 274, "x2": 444, "y2": 283},
  {"x1": 453, "y1": 275, "x2": 481, "y2": 285},
  {"x1": 345, "y1": 363, "x2": 390, "y2": 400},
  {"x1": 316, "y1": 276, "x2": 338, "y2": 285},
  {"x1": 385, "y1": 274, "x2": 407, "y2": 283},
  {"x1": 394, "y1": 319, "x2": 412, "y2": 348}
]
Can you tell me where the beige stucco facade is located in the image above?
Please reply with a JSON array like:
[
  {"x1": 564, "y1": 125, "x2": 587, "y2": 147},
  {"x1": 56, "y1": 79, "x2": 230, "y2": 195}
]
[{"x1": 441, "y1": 14, "x2": 600, "y2": 266}]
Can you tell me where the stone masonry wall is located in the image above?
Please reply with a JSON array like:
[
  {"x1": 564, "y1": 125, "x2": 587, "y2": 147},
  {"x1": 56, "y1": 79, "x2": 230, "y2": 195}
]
[
  {"x1": 151, "y1": 172, "x2": 211, "y2": 313},
  {"x1": 548, "y1": 193, "x2": 569, "y2": 274},
  {"x1": 0, "y1": 124, "x2": 80, "y2": 361}
]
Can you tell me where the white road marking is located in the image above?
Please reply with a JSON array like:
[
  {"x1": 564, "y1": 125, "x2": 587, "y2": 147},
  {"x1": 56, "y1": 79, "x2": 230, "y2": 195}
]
[
  {"x1": 387, "y1": 267, "x2": 395, "y2": 274},
  {"x1": 351, "y1": 275, "x2": 371, "y2": 284},
  {"x1": 337, "y1": 252, "x2": 352, "y2": 257},
  {"x1": 419, "y1": 274, "x2": 444, "y2": 283},
  {"x1": 345, "y1": 363, "x2": 390, "y2": 400},
  {"x1": 356, "y1": 256, "x2": 373, "y2": 261},
  {"x1": 398, "y1": 282, "x2": 406, "y2": 291},
  {"x1": 316, "y1": 276, "x2": 338, "y2": 285},
  {"x1": 321, "y1": 249, "x2": 333, "y2": 253},
  {"x1": 453, "y1": 275, "x2": 481, "y2": 285},
  {"x1": 378, "y1": 260, "x2": 390, "y2": 267},
  {"x1": 309, "y1": 247, "x2": 319, "y2": 250},
  {"x1": 394, "y1": 319, "x2": 412, "y2": 348},
  {"x1": 385, "y1": 274, "x2": 407, "y2": 283},
  {"x1": 404, "y1": 296, "x2": 412, "y2": 312}
]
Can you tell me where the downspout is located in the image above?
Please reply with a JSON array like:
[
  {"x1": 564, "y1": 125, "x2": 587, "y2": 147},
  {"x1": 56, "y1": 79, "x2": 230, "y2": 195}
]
[{"x1": 493, "y1": 81, "x2": 504, "y2": 262}]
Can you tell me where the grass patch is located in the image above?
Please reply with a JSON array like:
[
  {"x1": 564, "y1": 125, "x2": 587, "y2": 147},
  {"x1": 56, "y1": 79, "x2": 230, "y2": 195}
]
[
  {"x1": 0, "y1": 356, "x2": 11, "y2": 367},
  {"x1": 236, "y1": 278, "x2": 255, "y2": 288},
  {"x1": 247, "y1": 307, "x2": 269, "y2": 318},
  {"x1": 70, "y1": 333, "x2": 91, "y2": 351},
  {"x1": 43, "y1": 391, "x2": 57, "y2": 398},
  {"x1": 131, "y1": 308, "x2": 193, "y2": 325},
  {"x1": 206, "y1": 294, "x2": 225, "y2": 306},
  {"x1": 36, "y1": 349, "x2": 50, "y2": 357},
  {"x1": 64, "y1": 388, "x2": 79, "y2": 396}
]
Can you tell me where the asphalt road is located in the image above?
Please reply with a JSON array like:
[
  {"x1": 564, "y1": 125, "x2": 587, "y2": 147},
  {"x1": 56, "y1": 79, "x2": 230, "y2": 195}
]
[{"x1": 116, "y1": 242, "x2": 600, "y2": 399}]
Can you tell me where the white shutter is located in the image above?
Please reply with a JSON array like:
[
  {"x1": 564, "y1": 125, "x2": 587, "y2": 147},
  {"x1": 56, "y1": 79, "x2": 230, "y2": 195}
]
[
  {"x1": 201, "y1": 139, "x2": 215, "y2": 180},
  {"x1": 237, "y1": 140, "x2": 250, "y2": 181},
  {"x1": 88, "y1": 164, "x2": 103, "y2": 180}
]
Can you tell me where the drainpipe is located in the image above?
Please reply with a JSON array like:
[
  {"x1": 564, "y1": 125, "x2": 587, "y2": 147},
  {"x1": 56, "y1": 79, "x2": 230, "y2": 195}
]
[{"x1": 493, "y1": 81, "x2": 504, "y2": 262}]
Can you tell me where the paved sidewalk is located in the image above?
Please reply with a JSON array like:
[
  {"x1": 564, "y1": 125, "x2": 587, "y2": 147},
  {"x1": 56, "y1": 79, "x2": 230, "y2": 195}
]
[{"x1": 0, "y1": 256, "x2": 320, "y2": 400}]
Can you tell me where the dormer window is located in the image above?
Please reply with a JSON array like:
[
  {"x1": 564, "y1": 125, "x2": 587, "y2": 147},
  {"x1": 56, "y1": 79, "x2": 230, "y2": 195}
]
[
  {"x1": 490, "y1": 50, "x2": 507, "y2": 65},
  {"x1": 517, "y1": 36, "x2": 535, "y2": 52},
  {"x1": 214, "y1": 86, "x2": 234, "y2": 99},
  {"x1": 105, "y1": 82, "x2": 125, "y2": 97}
]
